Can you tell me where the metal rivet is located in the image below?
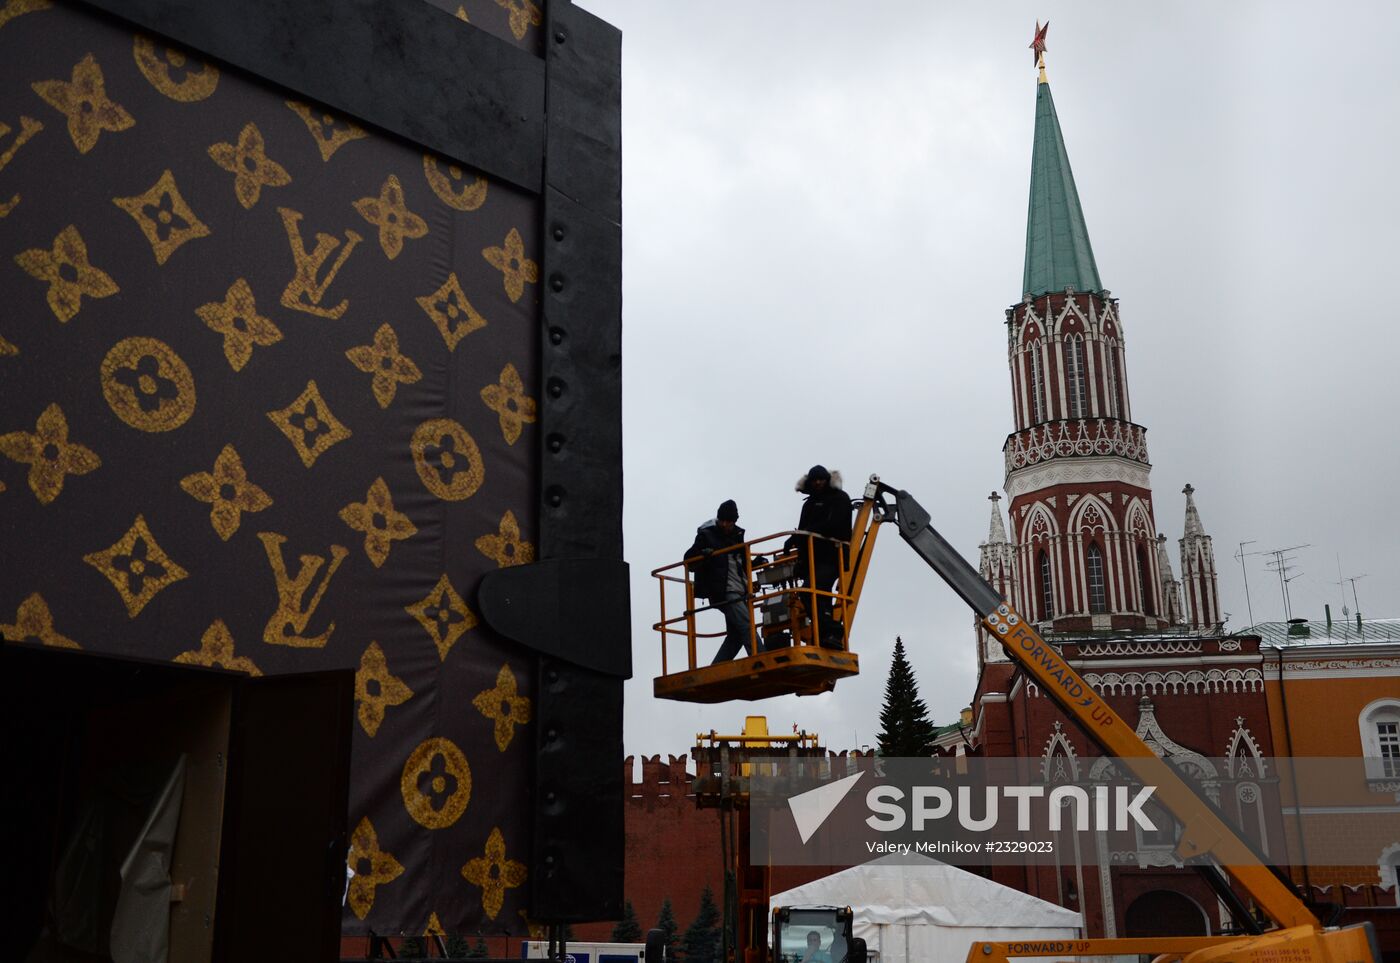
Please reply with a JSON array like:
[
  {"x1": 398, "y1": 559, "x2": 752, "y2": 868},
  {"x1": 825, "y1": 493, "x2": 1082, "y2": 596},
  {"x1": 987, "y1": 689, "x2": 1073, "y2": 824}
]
[
  {"x1": 554, "y1": 30, "x2": 566, "y2": 44},
  {"x1": 547, "y1": 728, "x2": 558, "y2": 741},
  {"x1": 549, "y1": 327, "x2": 564, "y2": 345},
  {"x1": 545, "y1": 854, "x2": 556, "y2": 865},
  {"x1": 547, "y1": 669, "x2": 559, "y2": 683},
  {"x1": 997, "y1": 623, "x2": 1009, "y2": 635},
  {"x1": 552, "y1": 225, "x2": 566, "y2": 241},
  {"x1": 550, "y1": 274, "x2": 565, "y2": 292},
  {"x1": 547, "y1": 378, "x2": 565, "y2": 398},
  {"x1": 547, "y1": 433, "x2": 564, "y2": 453},
  {"x1": 546, "y1": 485, "x2": 565, "y2": 507}
]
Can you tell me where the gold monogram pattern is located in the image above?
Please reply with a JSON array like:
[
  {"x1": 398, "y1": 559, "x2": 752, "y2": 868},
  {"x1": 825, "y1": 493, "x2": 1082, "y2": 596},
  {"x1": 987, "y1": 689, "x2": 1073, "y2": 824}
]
[
  {"x1": 132, "y1": 35, "x2": 218, "y2": 102},
  {"x1": 0, "y1": 0, "x2": 53, "y2": 31},
  {"x1": 195, "y1": 278, "x2": 283, "y2": 371},
  {"x1": 277, "y1": 206, "x2": 361, "y2": 319},
  {"x1": 0, "y1": 593, "x2": 79, "y2": 648},
  {"x1": 411, "y1": 418, "x2": 484, "y2": 501},
  {"x1": 113, "y1": 169, "x2": 211, "y2": 265},
  {"x1": 3, "y1": 6, "x2": 544, "y2": 933},
  {"x1": 340, "y1": 477, "x2": 418, "y2": 568},
  {"x1": 474, "y1": 510, "x2": 534, "y2": 568},
  {"x1": 406, "y1": 573, "x2": 477, "y2": 662},
  {"x1": 356, "y1": 641, "x2": 413, "y2": 737},
  {"x1": 267, "y1": 380, "x2": 352, "y2": 468},
  {"x1": 416, "y1": 272, "x2": 487, "y2": 351},
  {"x1": 208, "y1": 122, "x2": 290, "y2": 209},
  {"x1": 401, "y1": 737, "x2": 472, "y2": 830},
  {"x1": 286, "y1": 100, "x2": 366, "y2": 162},
  {"x1": 258, "y1": 532, "x2": 348, "y2": 648},
  {"x1": 472, "y1": 663, "x2": 530, "y2": 751},
  {"x1": 423, "y1": 153, "x2": 487, "y2": 211},
  {"x1": 100, "y1": 336, "x2": 196, "y2": 432},
  {"x1": 482, "y1": 227, "x2": 538, "y2": 303},
  {"x1": 0, "y1": 403, "x2": 100, "y2": 504},
  {"x1": 495, "y1": 0, "x2": 542, "y2": 41},
  {"x1": 14, "y1": 224, "x2": 119, "y2": 322},
  {"x1": 0, "y1": 114, "x2": 43, "y2": 218},
  {"x1": 32, "y1": 53, "x2": 133, "y2": 154},
  {"x1": 479, "y1": 363, "x2": 536, "y2": 445},
  {"x1": 347, "y1": 817, "x2": 405, "y2": 921},
  {"x1": 354, "y1": 174, "x2": 428, "y2": 260},
  {"x1": 461, "y1": 827, "x2": 526, "y2": 919},
  {"x1": 83, "y1": 515, "x2": 188, "y2": 618},
  {"x1": 346, "y1": 323, "x2": 422, "y2": 408},
  {"x1": 173, "y1": 619, "x2": 262, "y2": 675},
  {"x1": 179, "y1": 445, "x2": 272, "y2": 540}
]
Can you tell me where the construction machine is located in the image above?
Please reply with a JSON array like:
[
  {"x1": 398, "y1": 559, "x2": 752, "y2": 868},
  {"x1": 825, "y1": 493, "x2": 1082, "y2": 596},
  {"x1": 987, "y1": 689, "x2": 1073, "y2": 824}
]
[{"x1": 652, "y1": 476, "x2": 1382, "y2": 963}]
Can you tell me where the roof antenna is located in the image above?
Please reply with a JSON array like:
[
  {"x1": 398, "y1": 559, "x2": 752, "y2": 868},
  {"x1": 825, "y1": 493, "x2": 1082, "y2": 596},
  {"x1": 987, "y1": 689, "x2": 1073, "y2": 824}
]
[{"x1": 1263, "y1": 544, "x2": 1309, "y2": 621}]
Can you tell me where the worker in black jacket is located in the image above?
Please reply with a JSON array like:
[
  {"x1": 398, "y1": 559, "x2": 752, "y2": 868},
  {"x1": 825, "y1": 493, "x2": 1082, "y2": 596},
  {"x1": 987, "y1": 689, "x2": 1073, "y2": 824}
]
[
  {"x1": 790, "y1": 465, "x2": 852, "y2": 647},
  {"x1": 685, "y1": 500, "x2": 753, "y2": 663}
]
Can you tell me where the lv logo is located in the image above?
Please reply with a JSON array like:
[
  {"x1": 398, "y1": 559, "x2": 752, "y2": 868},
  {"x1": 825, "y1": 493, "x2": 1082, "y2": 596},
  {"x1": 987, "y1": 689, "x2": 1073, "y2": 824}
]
[
  {"x1": 277, "y1": 206, "x2": 361, "y2": 318},
  {"x1": 259, "y1": 532, "x2": 349, "y2": 648},
  {"x1": 0, "y1": 116, "x2": 42, "y2": 218}
]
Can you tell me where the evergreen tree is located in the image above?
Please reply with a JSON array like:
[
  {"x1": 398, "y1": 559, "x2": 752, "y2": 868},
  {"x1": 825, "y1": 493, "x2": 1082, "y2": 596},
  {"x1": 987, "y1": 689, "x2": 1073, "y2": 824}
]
[
  {"x1": 681, "y1": 886, "x2": 722, "y2": 963},
  {"x1": 398, "y1": 936, "x2": 427, "y2": 959},
  {"x1": 445, "y1": 933, "x2": 471, "y2": 958},
  {"x1": 656, "y1": 898, "x2": 680, "y2": 960},
  {"x1": 468, "y1": 936, "x2": 491, "y2": 958},
  {"x1": 876, "y1": 636, "x2": 936, "y2": 756},
  {"x1": 611, "y1": 900, "x2": 643, "y2": 943}
]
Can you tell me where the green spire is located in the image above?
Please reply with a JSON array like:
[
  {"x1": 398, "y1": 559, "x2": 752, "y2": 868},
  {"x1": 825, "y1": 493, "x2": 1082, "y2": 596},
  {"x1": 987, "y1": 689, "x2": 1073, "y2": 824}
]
[{"x1": 1023, "y1": 80, "x2": 1102, "y2": 299}]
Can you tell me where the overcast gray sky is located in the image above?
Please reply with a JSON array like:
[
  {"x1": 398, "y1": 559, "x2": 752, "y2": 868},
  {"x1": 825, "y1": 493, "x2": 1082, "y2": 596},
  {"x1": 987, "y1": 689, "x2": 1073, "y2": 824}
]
[{"x1": 574, "y1": 0, "x2": 1400, "y2": 759}]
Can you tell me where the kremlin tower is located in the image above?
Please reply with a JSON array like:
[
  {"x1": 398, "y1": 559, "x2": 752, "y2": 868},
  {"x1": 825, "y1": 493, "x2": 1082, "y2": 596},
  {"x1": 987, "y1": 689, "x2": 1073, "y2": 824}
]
[{"x1": 977, "y1": 29, "x2": 1222, "y2": 667}]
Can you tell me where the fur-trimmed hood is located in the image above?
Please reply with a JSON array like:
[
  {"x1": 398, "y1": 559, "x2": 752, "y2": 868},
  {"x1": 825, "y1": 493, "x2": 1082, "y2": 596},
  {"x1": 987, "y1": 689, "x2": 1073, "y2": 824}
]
[{"x1": 795, "y1": 469, "x2": 843, "y2": 495}]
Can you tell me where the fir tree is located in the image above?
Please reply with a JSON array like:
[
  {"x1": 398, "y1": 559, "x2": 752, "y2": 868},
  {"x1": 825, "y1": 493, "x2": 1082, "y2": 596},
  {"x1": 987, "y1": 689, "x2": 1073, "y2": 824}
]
[
  {"x1": 876, "y1": 636, "x2": 936, "y2": 756},
  {"x1": 612, "y1": 900, "x2": 643, "y2": 943},
  {"x1": 681, "y1": 886, "x2": 722, "y2": 963},
  {"x1": 445, "y1": 933, "x2": 471, "y2": 958},
  {"x1": 468, "y1": 936, "x2": 491, "y2": 958},
  {"x1": 656, "y1": 898, "x2": 680, "y2": 960},
  {"x1": 398, "y1": 936, "x2": 427, "y2": 959}
]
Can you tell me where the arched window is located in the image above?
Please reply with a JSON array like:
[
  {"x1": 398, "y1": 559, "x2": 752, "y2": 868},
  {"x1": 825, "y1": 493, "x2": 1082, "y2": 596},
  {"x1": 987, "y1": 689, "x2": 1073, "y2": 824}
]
[
  {"x1": 1086, "y1": 543, "x2": 1106, "y2": 614},
  {"x1": 1137, "y1": 544, "x2": 1155, "y2": 617},
  {"x1": 1029, "y1": 347, "x2": 1046, "y2": 423},
  {"x1": 1360, "y1": 700, "x2": 1400, "y2": 779},
  {"x1": 1065, "y1": 334, "x2": 1087, "y2": 418},
  {"x1": 1039, "y1": 550, "x2": 1054, "y2": 621},
  {"x1": 1107, "y1": 346, "x2": 1126, "y2": 418}
]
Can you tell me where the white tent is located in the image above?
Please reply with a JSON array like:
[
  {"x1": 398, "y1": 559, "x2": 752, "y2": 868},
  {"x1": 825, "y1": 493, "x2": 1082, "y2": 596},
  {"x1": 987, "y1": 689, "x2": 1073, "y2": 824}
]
[{"x1": 769, "y1": 854, "x2": 1082, "y2": 963}]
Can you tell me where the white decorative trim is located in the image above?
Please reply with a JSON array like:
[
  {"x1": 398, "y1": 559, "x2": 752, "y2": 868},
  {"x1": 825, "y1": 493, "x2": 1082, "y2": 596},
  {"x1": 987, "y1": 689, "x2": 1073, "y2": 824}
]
[
  {"x1": 1005, "y1": 456, "x2": 1152, "y2": 498},
  {"x1": 1219, "y1": 639, "x2": 1241, "y2": 652},
  {"x1": 1225, "y1": 716, "x2": 1267, "y2": 779},
  {"x1": 1077, "y1": 639, "x2": 1201, "y2": 657},
  {"x1": 1041, "y1": 721, "x2": 1081, "y2": 782},
  {"x1": 1285, "y1": 658, "x2": 1400, "y2": 672},
  {"x1": 1080, "y1": 667, "x2": 1264, "y2": 696},
  {"x1": 1378, "y1": 843, "x2": 1400, "y2": 893}
]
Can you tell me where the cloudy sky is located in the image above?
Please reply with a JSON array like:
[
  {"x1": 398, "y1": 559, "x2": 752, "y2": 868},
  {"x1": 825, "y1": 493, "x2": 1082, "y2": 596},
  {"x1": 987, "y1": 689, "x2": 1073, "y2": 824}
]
[{"x1": 573, "y1": 0, "x2": 1400, "y2": 759}]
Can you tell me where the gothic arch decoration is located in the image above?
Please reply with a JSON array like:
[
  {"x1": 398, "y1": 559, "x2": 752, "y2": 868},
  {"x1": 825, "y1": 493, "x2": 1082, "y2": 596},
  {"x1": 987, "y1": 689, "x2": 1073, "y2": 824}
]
[
  {"x1": 1041, "y1": 721, "x2": 1080, "y2": 783},
  {"x1": 1088, "y1": 697, "x2": 1219, "y2": 801},
  {"x1": 1021, "y1": 502, "x2": 1060, "y2": 545},
  {"x1": 1069, "y1": 493, "x2": 1114, "y2": 534},
  {"x1": 1225, "y1": 716, "x2": 1267, "y2": 779}
]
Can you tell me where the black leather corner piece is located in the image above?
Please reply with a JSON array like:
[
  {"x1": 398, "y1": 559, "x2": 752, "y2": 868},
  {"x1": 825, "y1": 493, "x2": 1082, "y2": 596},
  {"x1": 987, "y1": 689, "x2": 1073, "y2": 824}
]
[
  {"x1": 80, "y1": 0, "x2": 546, "y2": 192},
  {"x1": 528, "y1": 0, "x2": 625, "y2": 924},
  {"x1": 478, "y1": 558, "x2": 631, "y2": 678}
]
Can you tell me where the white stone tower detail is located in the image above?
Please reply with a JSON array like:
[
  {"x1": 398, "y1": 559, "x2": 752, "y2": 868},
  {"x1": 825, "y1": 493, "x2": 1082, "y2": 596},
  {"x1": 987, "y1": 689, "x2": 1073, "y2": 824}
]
[
  {"x1": 1157, "y1": 533, "x2": 1183, "y2": 626},
  {"x1": 1178, "y1": 484, "x2": 1221, "y2": 631},
  {"x1": 979, "y1": 492, "x2": 1018, "y2": 665}
]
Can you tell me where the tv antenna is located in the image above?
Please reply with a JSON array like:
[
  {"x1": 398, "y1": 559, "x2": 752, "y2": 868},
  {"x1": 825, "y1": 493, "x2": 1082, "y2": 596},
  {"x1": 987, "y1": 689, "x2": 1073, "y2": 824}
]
[
  {"x1": 1234, "y1": 540, "x2": 1265, "y2": 628},
  {"x1": 1338, "y1": 572, "x2": 1367, "y2": 619},
  {"x1": 1264, "y1": 544, "x2": 1309, "y2": 621}
]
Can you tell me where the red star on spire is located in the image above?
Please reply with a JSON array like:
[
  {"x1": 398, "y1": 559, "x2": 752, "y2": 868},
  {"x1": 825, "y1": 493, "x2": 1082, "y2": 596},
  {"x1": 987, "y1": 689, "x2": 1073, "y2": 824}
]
[{"x1": 1030, "y1": 20, "x2": 1049, "y2": 65}]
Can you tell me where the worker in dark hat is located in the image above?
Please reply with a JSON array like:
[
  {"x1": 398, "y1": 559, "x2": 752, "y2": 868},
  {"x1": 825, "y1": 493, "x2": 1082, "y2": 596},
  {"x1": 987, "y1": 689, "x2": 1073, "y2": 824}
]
[
  {"x1": 684, "y1": 499, "x2": 754, "y2": 663},
  {"x1": 791, "y1": 466, "x2": 853, "y2": 648}
]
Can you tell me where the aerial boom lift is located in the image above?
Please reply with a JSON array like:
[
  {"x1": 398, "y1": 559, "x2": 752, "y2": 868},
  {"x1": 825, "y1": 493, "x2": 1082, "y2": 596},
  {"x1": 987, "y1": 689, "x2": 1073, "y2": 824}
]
[{"x1": 653, "y1": 476, "x2": 1381, "y2": 963}]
